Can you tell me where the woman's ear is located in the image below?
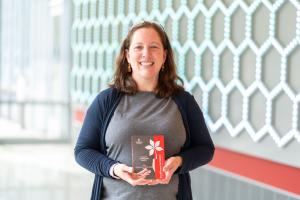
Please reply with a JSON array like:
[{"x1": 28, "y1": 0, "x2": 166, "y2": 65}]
[
  {"x1": 125, "y1": 49, "x2": 130, "y2": 64},
  {"x1": 163, "y1": 50, "x2": 167, "y2": 63}
]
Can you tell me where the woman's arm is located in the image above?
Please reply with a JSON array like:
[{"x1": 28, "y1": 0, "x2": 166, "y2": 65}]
[
  {"x1": 74, "y1": 93, "x2": 118, "y2": 177},
  {"x1": 177, "y1": 93, "x2": 215, "y2": 173}
]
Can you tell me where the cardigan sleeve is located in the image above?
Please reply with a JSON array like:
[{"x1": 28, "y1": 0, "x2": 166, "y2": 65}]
[
  {"x1": 177, "y1": 93, "x2": 215, "y2": 173},
  {"x1": 74, "y1": 92, "x2": 118, "y2": 177}
]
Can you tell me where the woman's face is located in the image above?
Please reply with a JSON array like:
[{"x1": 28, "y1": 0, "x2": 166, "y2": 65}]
[{"x1": 126, "y1": 27, "x2": 166, "y2": 85}]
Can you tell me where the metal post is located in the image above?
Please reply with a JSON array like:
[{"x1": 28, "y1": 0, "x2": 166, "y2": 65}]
[
  {"x1": 64, "y1": 0, "x2": 73, "y2": 142},
  {"x1": 20, "y1": 101, "x2": 25, "y2": 129},
  {"x1": 0, "y1": 0, "x2": 2, "y2": 116}
]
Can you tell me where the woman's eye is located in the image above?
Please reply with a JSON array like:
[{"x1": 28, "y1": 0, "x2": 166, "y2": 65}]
[
  {"x1": 150, "y1": 46, "x2": 159, "y2": 49},
  {"x1": 134, "y1": 46, "x2": 143, "y2": 50}
]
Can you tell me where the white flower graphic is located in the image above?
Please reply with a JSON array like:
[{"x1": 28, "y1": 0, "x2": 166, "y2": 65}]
[{"x1": 145, "y1": 139, "x2": 163, "y2": 156}]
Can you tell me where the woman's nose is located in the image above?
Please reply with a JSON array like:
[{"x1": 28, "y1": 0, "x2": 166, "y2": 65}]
[{"x1": 142, "y1": 47, "x2": 150, "y2": 57}]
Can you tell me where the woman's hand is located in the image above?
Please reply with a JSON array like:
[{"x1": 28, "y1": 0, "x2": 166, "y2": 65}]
[
  {"x1": 161, "y1": 156, "x2": 182, "y2": 184},
  {"x1": 113, "y1": 163, "x2": 152, "y2": 186},
  {"x1": 148, "y1": 156, "x2": 182, "y2": 185}
]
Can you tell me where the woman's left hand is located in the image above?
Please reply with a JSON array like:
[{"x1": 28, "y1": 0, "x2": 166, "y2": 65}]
[{"x1": 148, "y1": 156, "x2": 182, "y2": 185}]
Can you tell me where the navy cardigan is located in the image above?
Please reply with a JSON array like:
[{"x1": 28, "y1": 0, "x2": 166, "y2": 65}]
[{"x1": 74, "y1": 87, "x2": 214, "y2": 200}]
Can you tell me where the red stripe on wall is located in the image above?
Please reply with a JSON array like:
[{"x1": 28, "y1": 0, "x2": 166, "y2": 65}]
[
  {"x1": 74, "y1": 110, "x2": 85, "y2": 123},
  {"x1": 209, "y1": 147, "x2": 300, "y2": 195}
]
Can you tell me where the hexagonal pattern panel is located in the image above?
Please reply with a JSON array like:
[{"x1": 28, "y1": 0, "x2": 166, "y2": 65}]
[
  {"x1": 208, "y1": 86, "x2": 222, "y2": 123},
  {"x1": 249, "y1": 90, "x2": 266, "y2": 132},
  {"x1": 252, "y1": 3, "x2": 269, "y2": 47},
  {"x1": 201, "y1": 49, "x2": 214, "y2": 83},
  {"x1": 71, "y1": 0, "x2": 300, "y2": 148},
  {"x1": 262, "y1": 46, "x2": 281, "y2": 91},
  {"x1": 288, "y1": 46, "x2": 300, "y2": 93},
  {"x1": 228, "y1": 89, "x2": 243, "y2": 127},
  {"x1": 273, "y1": 92, "x2": 293, "y2": 136},
  {"x1": 212, "y1": 10, "x2": 225, "y2": 45},
  {"x1": 220, "y1": 48, "x2": 233, "y2": 85},
  {"x1": 276, "y1": 2, "x2": 297, "y2": 46},
  {"x1": 231, "y1": 7, "x2": 246, "y2": 46},
  {"x1": 240, "y1": 48, "x2": 256, "y2": 88}
]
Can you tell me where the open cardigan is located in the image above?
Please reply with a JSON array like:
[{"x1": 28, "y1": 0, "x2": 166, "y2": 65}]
[{"x1": 74, "y1": 87, "x2": 215, "y2": 200}]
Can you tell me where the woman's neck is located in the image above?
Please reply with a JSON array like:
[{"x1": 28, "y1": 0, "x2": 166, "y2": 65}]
[
  {"x1": 137, "y1": 84, "x2": 156, "y2": 92},
  {"x1": 135, "y1": 79, "x2": 157, "y2": 92}
]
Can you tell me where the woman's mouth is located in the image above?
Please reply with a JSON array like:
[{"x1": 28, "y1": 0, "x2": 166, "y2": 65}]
[{"x1": 139, "y1": 62, "x2": 154, "y2": 66}]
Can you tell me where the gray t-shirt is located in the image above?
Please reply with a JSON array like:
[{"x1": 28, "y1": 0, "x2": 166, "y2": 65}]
[{"x1": 102, "y1": 91, "x2": 186, "y2": 200}]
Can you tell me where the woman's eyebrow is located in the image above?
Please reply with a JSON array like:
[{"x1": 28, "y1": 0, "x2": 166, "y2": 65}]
[{"x1": 132, "y1": 42, "x2": 162, "y2": 45}]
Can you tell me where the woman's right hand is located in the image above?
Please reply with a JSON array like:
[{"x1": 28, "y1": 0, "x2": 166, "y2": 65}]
[{"x1": 113, "y1": 163, "x2": 152, "y2": 186}]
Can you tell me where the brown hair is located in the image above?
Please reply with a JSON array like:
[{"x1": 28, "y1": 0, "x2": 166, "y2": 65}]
[{"x1": 110, "y1": 21, "x2": 183, "y2": 98}]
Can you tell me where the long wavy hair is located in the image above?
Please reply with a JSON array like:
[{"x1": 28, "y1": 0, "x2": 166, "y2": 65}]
[{"x1": 110, "y1": 21, "x2": 183, "y2": 98}]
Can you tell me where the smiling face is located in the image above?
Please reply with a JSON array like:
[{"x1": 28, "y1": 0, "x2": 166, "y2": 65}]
[{"x1": 126, "y1": 27, "x2": 166, "y2": 90}]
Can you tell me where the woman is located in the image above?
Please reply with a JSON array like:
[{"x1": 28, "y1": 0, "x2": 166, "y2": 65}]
[{"x1": 75, "y1": 21, "x2": 214, "y2": 200}]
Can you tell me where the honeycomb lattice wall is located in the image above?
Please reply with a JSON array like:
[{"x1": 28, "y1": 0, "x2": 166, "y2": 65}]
[{"x1": 71, "y1": 0, "x2": 300, "y2": 148}]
